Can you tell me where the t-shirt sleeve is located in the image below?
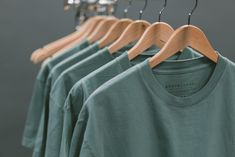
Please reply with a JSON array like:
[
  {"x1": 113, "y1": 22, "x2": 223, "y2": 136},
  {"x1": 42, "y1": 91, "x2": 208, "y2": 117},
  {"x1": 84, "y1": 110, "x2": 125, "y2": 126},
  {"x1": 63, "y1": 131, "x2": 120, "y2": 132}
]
[
  {"x1": 22, "y1": 61, "x2": 51, "y2": 148},
  {"x1": 60, "y1": 89, "x2": 77, "y2": 157},
  {"x1": 31, "y1": 74, "x2": 54, "y2": 155},
  {"x1": 22, "y1": 78, "x2": 45, "y2": 148},
  {"x1": 69, "y1": 106, "x2": 89, "y2": 157},
  {"x1": 45, "y1": 79, "x2": 68, "y2": 157},
  {"x1": 60, "y1": 82, "x2": 87, "y2": 157}
]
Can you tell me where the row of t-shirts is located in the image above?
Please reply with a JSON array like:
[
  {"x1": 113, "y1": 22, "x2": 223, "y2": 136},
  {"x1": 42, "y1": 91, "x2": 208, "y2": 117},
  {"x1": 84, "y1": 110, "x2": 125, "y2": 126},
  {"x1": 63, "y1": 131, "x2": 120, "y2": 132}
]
[{"x1": 23, "y1": 39, "x2": 235, "y2": 157}]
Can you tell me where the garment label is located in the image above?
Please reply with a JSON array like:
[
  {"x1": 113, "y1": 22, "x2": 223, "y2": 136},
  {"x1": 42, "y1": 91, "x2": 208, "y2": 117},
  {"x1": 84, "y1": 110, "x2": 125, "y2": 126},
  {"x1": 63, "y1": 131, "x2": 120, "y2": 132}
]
[
  {"x1": 165, "y1": 82, "x2": 196, "y2": 89},
  {"x1": 164, "y1": 82, "x2": 197, "y2": 97}
]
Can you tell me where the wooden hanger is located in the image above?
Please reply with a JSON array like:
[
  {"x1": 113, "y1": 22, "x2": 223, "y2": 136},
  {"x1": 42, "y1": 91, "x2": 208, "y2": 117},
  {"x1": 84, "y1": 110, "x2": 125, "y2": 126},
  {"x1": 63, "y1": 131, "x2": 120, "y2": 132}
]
[
  {"x1": 30, "y1": 17, "x2": 97, "y2": 62},
  {"x1": 86, "y1": 17, "x2": 119, "y2": 43},
  {"x1": 48, "y1": 16, "x2": 114, "y2": 57},
  {"x1": 127, "y1": 22, "x2": 174, "y2": 60},
  {"x1": 44, "y1": 16, "x2": 109, "y2": 58},
  {"x1": 149, "y1": 0, "x2": 218, "y2": 68},
  {"x1": 108, "y1": 0, "x2": 151, "y2": 54},
  {"x1": 97, "y1": 0, "x2": 135, "y2": 48},
  {"x1": 98, "y1": 18, "x2": 133, "y2": 48},
  {"x1": 30, "y1": 30, "x2": 84, "y2": 61},
  {"x1": 32, "y1": 16, "x2": 106, "y2": 64},
  {"x1": 108, "y1": 20, "x2": 151, "y2": 54},
  {"x1": 73, "y1": 16, "x2": 110, "y2": 44},
  {"x1": 128, "y1": 0, "x2": 175, "y2": 60}
]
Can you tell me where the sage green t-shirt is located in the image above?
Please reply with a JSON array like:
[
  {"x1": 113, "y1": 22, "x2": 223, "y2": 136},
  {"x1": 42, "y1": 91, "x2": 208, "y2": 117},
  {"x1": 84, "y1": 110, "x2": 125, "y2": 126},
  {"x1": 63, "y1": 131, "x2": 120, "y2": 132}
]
[
  {"x1": 48, "y1": 42, "x2": 100, "y2": 86},
  {"x1": 78, "y1": 54, "x2": 235, "y2": 157},
  {"x1": 22, "y1": 40, "x2": 89, "y2": 149},
  {"x1": 67, "y1": 48, "x2": 200, "y2": 157},
  {"x1": 32, "y1": 42, "x2": 100, "y2": 157},
  {"x1": 44, "y1": 46, "x2": 133, "y2": 157}
]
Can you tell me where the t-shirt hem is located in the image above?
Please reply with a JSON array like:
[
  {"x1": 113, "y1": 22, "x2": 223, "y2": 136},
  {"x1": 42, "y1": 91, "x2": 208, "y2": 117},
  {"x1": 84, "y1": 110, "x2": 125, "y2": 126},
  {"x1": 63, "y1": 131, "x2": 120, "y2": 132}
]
[{"x1": 22, "y1": 137, "x2": 35, "y2": 149}]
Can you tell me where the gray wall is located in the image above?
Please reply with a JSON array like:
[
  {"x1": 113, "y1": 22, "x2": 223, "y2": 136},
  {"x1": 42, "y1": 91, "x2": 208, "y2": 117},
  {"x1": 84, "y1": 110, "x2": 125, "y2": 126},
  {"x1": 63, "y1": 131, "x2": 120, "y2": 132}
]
[{"x1": 0, "y1": 0, "x2": 235, "y2": 156}]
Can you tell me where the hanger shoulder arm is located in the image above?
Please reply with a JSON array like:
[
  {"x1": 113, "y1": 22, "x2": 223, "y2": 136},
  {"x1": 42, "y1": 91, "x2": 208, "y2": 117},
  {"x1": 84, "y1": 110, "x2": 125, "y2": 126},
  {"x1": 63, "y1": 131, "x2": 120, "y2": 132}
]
[
  {"x1": 187, "y1": 25, "x2": 218, "y2": 62},
  {"x1": 128, "y1": 22, "x2": 174, "y2": 60},
  {"x1": 108, "y1": 21, "x2": 151, "y2": 54},
  {"x1": 98, "y1": 19, "x2": 133, "y2": 48},
  {"x1": 87, "y1": 18, "x2": 118, "y2": 43},
  {"x1": 149, "y1": 25, "x2": 219, "y2": 68},
  {"x1": 149, "y1": 27, "x2": 189, "y2": 68}
]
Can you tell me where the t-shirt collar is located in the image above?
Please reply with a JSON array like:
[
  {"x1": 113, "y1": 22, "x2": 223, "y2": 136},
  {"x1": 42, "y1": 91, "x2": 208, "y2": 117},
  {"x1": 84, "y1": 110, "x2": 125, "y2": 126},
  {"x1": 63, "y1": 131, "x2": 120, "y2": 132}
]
[{"x1": 138, "y1": 54, "x2": 227, "y2": 106}]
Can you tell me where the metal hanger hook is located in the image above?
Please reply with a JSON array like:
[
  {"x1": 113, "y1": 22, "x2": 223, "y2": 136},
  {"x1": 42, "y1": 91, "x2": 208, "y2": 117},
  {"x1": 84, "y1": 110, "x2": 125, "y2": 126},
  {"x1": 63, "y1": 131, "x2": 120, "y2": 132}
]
[
  {"x1": 158, "y1": 0, "x2": 167, "y2": 22},
  {"x1": 188, "y1": 0, "x2": 198, "y2": 25},
  {"x1": 124, "y1": 0, "x2": 133, "y2": 18},
  {"x1": 139, "y1": 0, "x2": 148, "y2": 20}
]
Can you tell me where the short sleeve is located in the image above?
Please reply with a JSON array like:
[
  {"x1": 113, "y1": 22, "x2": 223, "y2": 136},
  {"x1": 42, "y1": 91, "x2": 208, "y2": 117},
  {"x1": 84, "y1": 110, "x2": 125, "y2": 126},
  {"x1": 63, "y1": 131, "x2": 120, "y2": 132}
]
[{"x1": 69, "y1": 106, "x2": 89, "y2": 157}]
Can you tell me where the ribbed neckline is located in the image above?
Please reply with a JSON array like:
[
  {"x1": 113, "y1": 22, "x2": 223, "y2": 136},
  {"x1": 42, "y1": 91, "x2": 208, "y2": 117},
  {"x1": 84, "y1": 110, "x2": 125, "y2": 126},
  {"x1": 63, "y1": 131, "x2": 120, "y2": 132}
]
[
  {"x1": 116, "y1": 47, "x2": 201, "y2": 73},
  {"x1": 138, "y1": 55, "x2": 227, "y2": 106}
]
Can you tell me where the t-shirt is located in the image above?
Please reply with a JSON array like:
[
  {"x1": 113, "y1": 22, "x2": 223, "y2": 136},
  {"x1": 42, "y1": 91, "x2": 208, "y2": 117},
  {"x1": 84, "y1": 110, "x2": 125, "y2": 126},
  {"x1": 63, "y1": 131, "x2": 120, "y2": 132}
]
[
  {"x1": 68, "y1": 48, "x2": 200, "y2": 157},
  {"x1": 49, "y1": 42, "x2": 100, "y2": 86},
  {"x1": 77, "y1": 54, "x2": 235, "y2": 157},
  {"x1": 44, "y1": 46, "x2": 135, "y2": 157},
  {"x1": 22, "y1": 40, "x2": 89, "y2": 149},
  {"x1": 32, "y1": 42, "x2": 100, "y2": 157}
]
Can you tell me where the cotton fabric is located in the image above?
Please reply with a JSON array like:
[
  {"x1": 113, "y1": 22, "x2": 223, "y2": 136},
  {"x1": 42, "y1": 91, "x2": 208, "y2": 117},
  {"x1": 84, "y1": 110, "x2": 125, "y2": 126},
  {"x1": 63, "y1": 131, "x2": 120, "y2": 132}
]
[{"x1": 78, "y1": 55, "x2": 235, "y2": 157}]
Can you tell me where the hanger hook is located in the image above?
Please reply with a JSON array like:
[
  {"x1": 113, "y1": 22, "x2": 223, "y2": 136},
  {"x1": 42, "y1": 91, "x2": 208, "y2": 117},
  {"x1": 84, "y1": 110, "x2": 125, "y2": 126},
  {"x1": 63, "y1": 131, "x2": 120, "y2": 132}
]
[
  {"x1": 124, "y1": 0, "x2": 133, "y2": 18},
  {"x1": 188, "y1": 0, "x2": 198, "y2": 25},
  {"x1": 158, "y1": 0, "x2": 167, "y2": 22},
  {"x1": 139, "y1": 0, "x2": 148, "y2": 20}
]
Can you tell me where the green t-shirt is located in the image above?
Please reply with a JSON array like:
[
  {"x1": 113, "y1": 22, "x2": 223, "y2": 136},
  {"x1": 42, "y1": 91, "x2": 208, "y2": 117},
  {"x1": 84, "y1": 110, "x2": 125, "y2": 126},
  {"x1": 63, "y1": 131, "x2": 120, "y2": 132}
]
[
  {"x1": 49, "y1": 42, "x2": 100, "y2": 85},
  {"x1": 32, "y1": 42, "x2": 100, "y2": 157},
  {"x1": 22, "y1": 40, "x2": 89, "y2": 149},
  {"x1": 67, "y1": 48, "x2": 200, "y2": 157},
  {"x1": 77, "y1": 54, "x2": 235, "y2": 157},
  {"x1": 44, "y1": 46, "x2": 133, "y2": 157}
]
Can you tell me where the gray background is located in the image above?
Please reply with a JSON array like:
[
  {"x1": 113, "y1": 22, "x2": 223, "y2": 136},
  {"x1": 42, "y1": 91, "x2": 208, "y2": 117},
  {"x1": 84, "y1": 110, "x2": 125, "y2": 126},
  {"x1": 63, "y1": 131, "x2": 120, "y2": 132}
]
[{"x1": 0, "y1": 0, "x2": 234, "y2": 156}]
